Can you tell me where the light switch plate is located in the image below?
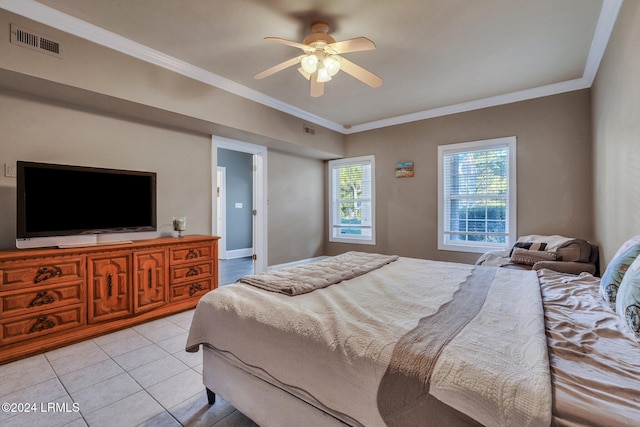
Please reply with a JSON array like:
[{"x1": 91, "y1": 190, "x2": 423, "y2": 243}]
[{"x1": 4, "y1": 163, "x2": 16, "y2": 178}]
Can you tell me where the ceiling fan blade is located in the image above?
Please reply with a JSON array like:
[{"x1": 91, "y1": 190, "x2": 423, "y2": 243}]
[
  {"x1": 265, "y1": 37, "x2": 314, "y2": 52},
  {"x1": 327, "y1": 37, "x2": 376, "y2": 54},
  {"x1": 339, "y1": 57, "x2": 383, "y2": 88},
  {"x1": 297, "y1": 67, "x2": 311, "y2": 80},
  {"x1": 310, "y1": 73, "x2": 324, "y2": 97},
  {"x1": 254, "y1": 54, "x2": 305, "y2": 80}
]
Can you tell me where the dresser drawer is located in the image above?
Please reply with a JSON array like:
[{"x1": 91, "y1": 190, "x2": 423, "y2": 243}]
[
  {"x1": 169, "y1": 278, "x2": 212, "y2": 303},
  {"x1": 0, "y1": 256, "x2": 85, "y2": 291},
  {"x1": 170, "y1": 262, "x2": 213, "y2": 284},
  {"x1": 170, "y1": 243, "x2": 213, "y2": 265},
  {"x1": 1, "y1": 281, "x2": 84, "y2": 318},
  {"x1": 0, "y1": 303, "x2": 85, "y2": 346}
]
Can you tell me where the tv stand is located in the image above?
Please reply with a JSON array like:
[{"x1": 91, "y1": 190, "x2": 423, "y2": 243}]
[{"x1": 0, "y1": 235, "x2": 218, "y2": 365}]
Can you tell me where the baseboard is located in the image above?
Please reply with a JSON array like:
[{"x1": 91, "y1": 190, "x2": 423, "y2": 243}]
[{"x1": 224, "y1": 248, "x2": 253, "y2": 259}]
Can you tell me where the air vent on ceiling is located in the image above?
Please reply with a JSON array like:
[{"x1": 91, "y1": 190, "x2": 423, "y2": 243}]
[
  {"x1": 303, "y1": 125, "x2": 315, "y2": 135},
  {"x1": 10, "y1": 24, "x2": 62, "y2": 58}
]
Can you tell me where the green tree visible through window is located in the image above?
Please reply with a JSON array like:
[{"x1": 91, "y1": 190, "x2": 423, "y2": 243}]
[
  {"x1": 448, "y1": 148, "x2": 509, "y2": 244},
  {"x1": 339, "y1": 165, "x2": 363, "y2": 229},
  {"x1": 329, "y1": 155, "x2": 375, "y2": 244},
  {"x1": 439, "y1": 137, "x2": 516, "y2": 253}
]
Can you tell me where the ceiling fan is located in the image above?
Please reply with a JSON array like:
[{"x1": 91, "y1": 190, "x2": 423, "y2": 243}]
[{"x1": 254, "y1": 21, "x2": 383, "y2": 97}]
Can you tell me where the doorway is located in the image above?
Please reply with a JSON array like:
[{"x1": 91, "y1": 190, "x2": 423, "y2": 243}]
[{"x1": 212, "y1": 136, "x2": 268, "y2": 280}]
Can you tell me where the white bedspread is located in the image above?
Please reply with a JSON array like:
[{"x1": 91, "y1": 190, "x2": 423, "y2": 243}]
[{"x1": 186, "y1": 257, "x2": 551, "y2": 427}]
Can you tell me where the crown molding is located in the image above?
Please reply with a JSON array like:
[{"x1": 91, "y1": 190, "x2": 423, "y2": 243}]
[
  {"x1": 344, "y1": 78, "x2": 591, "y2": 134},
  {"x1": 0, "y1": 0, "x2": 344, "y2": 133},
  {"x1": 582, "y1": 0, "x2": 623, "y2": 85},
  {"x1": 345, "y1": 0, "x2": 623, "y2": 134},
  {"x1": 0, "y1": 0, "x2": 622, "y2": 135}
]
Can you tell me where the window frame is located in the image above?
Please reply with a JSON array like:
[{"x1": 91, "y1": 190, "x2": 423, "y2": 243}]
[
  {"x1": 328, "y1": 155, "x2": 376, "y2": 245},
  {"x1": 437, "y1": 136, "x2": 517, "y2": 254}
]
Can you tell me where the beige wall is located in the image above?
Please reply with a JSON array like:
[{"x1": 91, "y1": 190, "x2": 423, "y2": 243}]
[
  {"x1": 268, "y1": 151, "x2": 326, "y2": 265},
  {"x1": 592, "y1": 1, "x2": 640, "y2": 266},
  {"x1": 330, "y1": 90, "x2": 594, "y2": 264},
  {"x1": 0, "y1": 89, "x2": 212, "y2": 249},
  {"x1": 0, "y1": 10, "x2": 344, "y2": 159},
  {"x1": 0, "y1": 10, "x2": 334, "y2": 264},
  {"x1": 2, "y1": 7, "x2": 620, "y2": 268},
  {"x1": 0, "y1": 89, "x2": 328, "y2": 264}
]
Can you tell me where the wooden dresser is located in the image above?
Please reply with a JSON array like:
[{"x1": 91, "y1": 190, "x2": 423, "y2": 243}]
[{"x1": 0, "y1": 235, "x2": 218, "y2": 365}]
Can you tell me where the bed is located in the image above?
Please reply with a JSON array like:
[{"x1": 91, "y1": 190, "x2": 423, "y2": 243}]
[{"x1": 186, "y1": 251, "x2": 640, "y2": 427}]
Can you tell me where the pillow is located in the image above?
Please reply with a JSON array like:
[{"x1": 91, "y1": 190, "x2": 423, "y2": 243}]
[
  {"x1": 511, "y1": 248, "x2": 557, "y2": 266},
  {"x1": 599, "y1": 243, "x2": 640, "y2": 310},
  {"x1": 555, "y1": 239, "x2": 591, "y2": 262},
  {"x1": 615, "y1": 256, "x2": 640, "y2": 341},
  {"x1": 509, "y1": 241, "x2": 547, "y2": 257}
]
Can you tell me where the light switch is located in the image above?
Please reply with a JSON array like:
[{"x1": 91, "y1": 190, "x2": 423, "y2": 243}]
[{"x1": 4, "y1": 163, "x2": 16, "y2": 178}]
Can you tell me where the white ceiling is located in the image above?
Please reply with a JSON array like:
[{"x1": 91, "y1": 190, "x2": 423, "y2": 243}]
[{"x1": 1, "y1": 0, "x2": 622, "y2": 134}]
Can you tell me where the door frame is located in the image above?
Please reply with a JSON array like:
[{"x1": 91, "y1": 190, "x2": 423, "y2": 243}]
[
  {"x1": 212, "y1": 135, "x2": 268, "y2": 274},
  {"x1": 216, "y1": 166, "x2": 227, "y2": 260}
]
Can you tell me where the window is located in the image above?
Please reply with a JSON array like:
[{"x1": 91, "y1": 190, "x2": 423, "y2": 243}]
[
  {"x1": 328, "y1": 155, "x2": 375, "y2": 245},
  {"x1": 438, "y1": 137, "x2": 516, "y2": 253}
]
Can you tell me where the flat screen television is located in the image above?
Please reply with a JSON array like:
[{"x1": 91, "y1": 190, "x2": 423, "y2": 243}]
[{"x1": 17, "y1": 161, "x2": 157, "y2": 247}]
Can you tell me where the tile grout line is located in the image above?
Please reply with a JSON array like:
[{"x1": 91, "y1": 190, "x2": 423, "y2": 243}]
[
  {"x1": 43, "y1": 350, "x2": 89, "y2": 426},
  {"x1": 51, "y1": 314, "x2": 197, "y2": 426},
  {"x1": 1, "y1": 310, "x2": 221, "y2": 427},
  {"x1": 100, "y1": 322, "x2": 192, "y2": 427}
]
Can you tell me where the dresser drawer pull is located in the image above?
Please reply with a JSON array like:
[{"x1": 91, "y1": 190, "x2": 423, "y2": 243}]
[
  {"x1": 186, "y1": 249, "x2": 199, "y2": 259},
  {"x1": 34, "y1": 266, "x2": 62, "y2": 283},
  {"x1": 107, "y1": 274, "x2": 113, "y2": 297},
  {"x1": 29, "y1": 316, "x2": 56, "y2": 333},
  {"x1": 186, "y1": 266, "x2": 201, "y2": 277},
  {"x1": 189, "y1": 283, "x2": 203, "y2": 297},
  {"x1": 29, "y1": 291, "x2": 56, "y2": 307}
]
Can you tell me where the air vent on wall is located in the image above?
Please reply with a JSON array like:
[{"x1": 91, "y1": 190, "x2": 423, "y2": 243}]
[{"x1": 10, "y1": 24, "x2": 62, "y2": 58}]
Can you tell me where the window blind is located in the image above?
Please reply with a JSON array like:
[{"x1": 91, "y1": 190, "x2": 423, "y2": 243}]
[
  {"x1": 442, "y1": 144, "x2": 512, "y2": 247},
  {"x1": 329, "y1": 156, "x2": 375, "y2": 243}
]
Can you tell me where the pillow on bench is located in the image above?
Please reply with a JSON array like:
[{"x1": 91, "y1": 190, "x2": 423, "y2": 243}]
[
  {"x1": 556, "y1": 239, "x2": 592, "y2": 263},
  {"x1": 511, "y1": 248, "x2": 557, "y2": 266}
]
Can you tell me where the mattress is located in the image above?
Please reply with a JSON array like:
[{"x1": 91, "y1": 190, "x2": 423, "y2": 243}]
[
  {"x1": 538, "y1": 269, "x2": 640, "y2": 427},
  {"x1": 187, "y1": 257, "x2": 551, "y2": 426}
]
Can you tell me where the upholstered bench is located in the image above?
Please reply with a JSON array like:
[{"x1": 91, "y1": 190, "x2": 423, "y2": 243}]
[{"x1": 476, "y1": 235, "x2": 599, "y2": 276}]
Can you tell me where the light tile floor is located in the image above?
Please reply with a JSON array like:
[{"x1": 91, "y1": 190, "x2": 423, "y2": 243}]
[{"x1": 0, "y1": 309, "x2": 257, "y2": 427}]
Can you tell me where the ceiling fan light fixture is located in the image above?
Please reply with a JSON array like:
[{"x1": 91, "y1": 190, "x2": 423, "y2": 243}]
[
  {"x1": 316, "y1": 67, "x2": 332, "y2": 83},
  {"x1": 324, "y1": 55, "x2": 341, "y2": 76},
  {"x1": 300, "y1": 54, "x2": 318, "y2": 74},
  {"x1": 255, "y1": 21, "x2": 382, "y2": 97}
]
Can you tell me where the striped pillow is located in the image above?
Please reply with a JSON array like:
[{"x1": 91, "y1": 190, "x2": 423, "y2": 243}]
[
  {"x1": 509, "y1": 241, "x2": 547, "y2": 257},
  {"x1": 511, "y1": 248, "x2": 557, "y2": 266}
]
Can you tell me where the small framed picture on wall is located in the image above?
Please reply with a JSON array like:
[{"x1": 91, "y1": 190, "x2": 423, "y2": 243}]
[{"x1": 395, "y1": 161, "x2": 414, "y2": 178}]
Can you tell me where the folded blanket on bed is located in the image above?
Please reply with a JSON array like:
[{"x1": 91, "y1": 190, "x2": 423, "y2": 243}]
[{"x1": 237, "y1": 251, "x2": 399, "y2": 295}]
